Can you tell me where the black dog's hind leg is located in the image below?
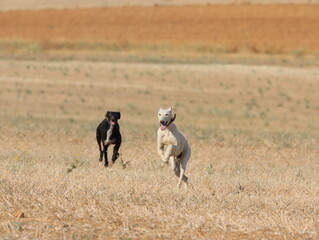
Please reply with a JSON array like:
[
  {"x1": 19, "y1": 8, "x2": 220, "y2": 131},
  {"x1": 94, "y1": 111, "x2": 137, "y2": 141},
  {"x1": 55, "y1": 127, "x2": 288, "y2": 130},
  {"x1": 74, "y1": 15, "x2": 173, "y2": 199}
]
[
  {"x1": 112, "y1": 141, "x2": 121, "y2": 163},
  {"x1": 103, "y1": 144, "x2": 109, "y2": 167},
  {"x1": 96, "y1": 129, "x2": 103, "y2": 162}
]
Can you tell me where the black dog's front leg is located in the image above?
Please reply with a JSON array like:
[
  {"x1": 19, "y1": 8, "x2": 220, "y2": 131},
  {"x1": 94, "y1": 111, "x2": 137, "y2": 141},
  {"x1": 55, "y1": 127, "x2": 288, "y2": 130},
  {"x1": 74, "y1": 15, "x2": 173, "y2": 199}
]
[
  {"x1": 99, "y1": 149, "x2": 103, "y2": 162},
  {"x1": 112, "y1": 141, "x2": 121, "y2": 163},
  {"x1": 103, "y1": 144, "x2": 109, "y2": 167},
  {"x1": 96, "y1": 128, "x2": 103, "y2": 162}
]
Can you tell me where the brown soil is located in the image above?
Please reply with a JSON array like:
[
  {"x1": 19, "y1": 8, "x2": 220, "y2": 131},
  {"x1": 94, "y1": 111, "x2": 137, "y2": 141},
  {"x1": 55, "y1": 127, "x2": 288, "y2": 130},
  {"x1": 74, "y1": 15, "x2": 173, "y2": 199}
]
[{"x1": 0, "y1": 4, "x2": 319, "y2": 54}]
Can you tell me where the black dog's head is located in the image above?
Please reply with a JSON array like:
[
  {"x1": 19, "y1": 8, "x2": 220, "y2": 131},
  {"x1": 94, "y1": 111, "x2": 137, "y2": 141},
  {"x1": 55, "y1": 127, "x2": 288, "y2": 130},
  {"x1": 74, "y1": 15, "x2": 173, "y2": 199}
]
[{"x1": 105, "y1": 111, "x2": 121, "y2": 126}]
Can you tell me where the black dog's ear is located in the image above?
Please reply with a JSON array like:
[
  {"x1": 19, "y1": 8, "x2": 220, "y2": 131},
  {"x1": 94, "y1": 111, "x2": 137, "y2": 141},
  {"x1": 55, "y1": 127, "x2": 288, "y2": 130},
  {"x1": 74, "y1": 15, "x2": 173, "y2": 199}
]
[
  {"x1": 117, "y1": 112, "x2": 121, "y2": 120},
  {"x1": 105, "y1": 111, "x2": 110, "y2": 118}
]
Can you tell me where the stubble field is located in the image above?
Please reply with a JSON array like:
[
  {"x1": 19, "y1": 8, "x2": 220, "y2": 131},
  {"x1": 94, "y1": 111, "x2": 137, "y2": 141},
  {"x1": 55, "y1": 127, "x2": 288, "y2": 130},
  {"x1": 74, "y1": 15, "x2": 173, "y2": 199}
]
[
  {"x1": 0, "y1": 3, "x2": 319, "y2": 240},
  {"x1": 0, "y1": 59, "x2": 318, "y2": 239}
]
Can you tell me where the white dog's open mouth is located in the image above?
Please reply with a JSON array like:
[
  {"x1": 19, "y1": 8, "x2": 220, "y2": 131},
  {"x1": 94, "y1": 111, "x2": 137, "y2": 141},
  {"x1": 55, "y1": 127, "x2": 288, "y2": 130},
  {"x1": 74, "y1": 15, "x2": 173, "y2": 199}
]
[{"x1": 160, "y1": 124, "x2": 167, "y2": 131}]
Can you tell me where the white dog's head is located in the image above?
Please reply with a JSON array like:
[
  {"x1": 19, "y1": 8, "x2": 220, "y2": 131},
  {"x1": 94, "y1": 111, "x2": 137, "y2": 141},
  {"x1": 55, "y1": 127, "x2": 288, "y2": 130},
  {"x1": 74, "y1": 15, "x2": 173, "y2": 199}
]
[{"x1": 158, "y1": 107, "x2": 176, "y2": 131}]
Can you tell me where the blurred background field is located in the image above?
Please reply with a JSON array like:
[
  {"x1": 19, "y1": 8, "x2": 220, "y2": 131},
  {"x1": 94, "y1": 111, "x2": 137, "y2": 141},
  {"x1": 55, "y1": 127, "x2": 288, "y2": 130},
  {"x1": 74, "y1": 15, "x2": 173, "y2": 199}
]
[
  {"x1": 1, "y1": 0, "x2": 319, "y2": 10},
  {"x1": 0, "y1": 1, "x2": 318, "y2": 239},
  {"x1": 0, "y1": 4, "x2": 319, "y2": 65}
]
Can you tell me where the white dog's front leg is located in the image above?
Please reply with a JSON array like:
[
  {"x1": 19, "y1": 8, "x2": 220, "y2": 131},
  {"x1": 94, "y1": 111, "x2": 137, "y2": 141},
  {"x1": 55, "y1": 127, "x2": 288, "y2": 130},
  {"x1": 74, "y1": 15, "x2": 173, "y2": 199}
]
[
  {"x1": 164, "y1": 145, "x2": 173, "y2": 163},
  {"x1": 157, "y1": 140, "x2": 167, "y2": 163},
  {"x1": 157, "y1": 132, "x2": 168, "y2": 163}
]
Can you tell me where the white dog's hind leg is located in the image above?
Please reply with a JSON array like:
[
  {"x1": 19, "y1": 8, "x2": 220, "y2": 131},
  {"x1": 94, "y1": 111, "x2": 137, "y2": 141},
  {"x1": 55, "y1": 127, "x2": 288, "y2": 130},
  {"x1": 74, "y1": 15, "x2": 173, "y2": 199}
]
[
  {"x1": 171, "y1": 157, "x2": 184, "y2": 185},
  {"x1": 178, "y1": 167, "x2": 184, "y2": 185},
  {"x1": 178, "y1": 147, "x2": 191, "y2": 186},
  {"x1": 170, "y1": 157, "x2": 182, "y2": 182},
  {"x1": 169, "y1": 156, "x2": 176, "y2": 171}
]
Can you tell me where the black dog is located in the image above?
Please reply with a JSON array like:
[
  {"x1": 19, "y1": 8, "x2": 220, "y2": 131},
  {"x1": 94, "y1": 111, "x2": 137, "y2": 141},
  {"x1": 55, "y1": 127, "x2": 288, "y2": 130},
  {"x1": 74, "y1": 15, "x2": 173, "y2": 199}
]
[{"x1": 96, "y1": 111, "x2": 121, "y2": 167}]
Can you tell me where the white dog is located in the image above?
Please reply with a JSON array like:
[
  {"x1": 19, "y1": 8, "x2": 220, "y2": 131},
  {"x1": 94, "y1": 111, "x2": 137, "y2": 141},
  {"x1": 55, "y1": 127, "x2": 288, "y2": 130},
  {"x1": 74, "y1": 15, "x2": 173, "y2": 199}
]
[{"x1": 157, "y1": 107, "x2": 191, "y2": 186}]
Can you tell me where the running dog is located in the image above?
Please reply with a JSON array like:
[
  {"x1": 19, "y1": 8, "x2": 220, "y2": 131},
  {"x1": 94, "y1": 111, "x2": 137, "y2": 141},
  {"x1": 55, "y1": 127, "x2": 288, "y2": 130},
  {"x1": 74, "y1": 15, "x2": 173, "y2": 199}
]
[
  {"x1": 96, "y1": 111, "x2": 121, "y2": 167},
  {"x1": 157, "y1": 107, "x2": 191, "y2": 186}
]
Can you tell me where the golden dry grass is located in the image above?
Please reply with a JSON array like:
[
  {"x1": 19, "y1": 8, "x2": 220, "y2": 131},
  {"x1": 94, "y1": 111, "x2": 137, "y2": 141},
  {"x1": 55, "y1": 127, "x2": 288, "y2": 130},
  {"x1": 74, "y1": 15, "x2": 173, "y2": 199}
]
[
  {"x1": 0, "y1": 59, "x2": 318, "y2": 239},
  {"x1": 1, "y1": 4, "x2": 319, "y2": 62}
]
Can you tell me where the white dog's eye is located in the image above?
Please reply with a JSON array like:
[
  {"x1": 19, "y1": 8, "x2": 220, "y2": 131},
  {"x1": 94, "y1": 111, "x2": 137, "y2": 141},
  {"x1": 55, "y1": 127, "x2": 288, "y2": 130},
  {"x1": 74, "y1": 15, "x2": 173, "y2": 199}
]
[
  {"x1": 165, "y1": 114, "x2": 168, "y2": 116},
  {"x1": 158, "y1": 113, "x2": 161, "y2": 116}
]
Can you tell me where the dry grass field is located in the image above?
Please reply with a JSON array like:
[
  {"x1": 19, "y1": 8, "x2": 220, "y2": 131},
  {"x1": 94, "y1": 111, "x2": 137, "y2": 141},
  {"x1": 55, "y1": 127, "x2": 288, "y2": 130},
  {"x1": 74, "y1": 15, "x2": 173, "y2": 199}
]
[
  {"x1": 0, "y1": 4, "x2": 319, "y2": 63},
  {"x1": 0, "y1": 2, "x2": 319, "y2": 240},
  {"x1": 0, "y1": 59, "x2": 318, "y2": 239}
]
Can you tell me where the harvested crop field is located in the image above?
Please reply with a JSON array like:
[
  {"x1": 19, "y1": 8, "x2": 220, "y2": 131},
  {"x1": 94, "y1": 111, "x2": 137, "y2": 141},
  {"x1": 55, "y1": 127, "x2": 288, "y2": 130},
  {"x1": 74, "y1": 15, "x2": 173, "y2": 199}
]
[
  {"x1": 0, "y1": 59, "x2": 319, "y2": 239},
  {"x1": 0, "y1": 4, "x2": 319, "y2": 59},
  {"x1": 0, "y1": 2, "x2": 319, "y2": 240}
]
